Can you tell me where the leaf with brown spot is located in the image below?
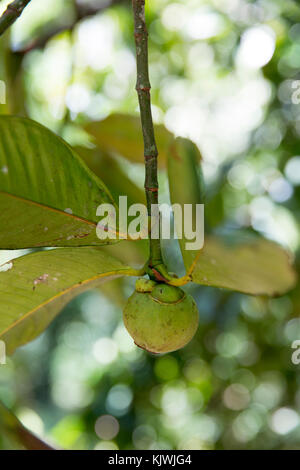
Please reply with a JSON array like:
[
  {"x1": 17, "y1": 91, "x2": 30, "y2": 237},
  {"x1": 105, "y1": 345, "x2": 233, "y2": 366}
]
[{"x1": 0, "y1": 247, "x2": 140, "y2": 354}]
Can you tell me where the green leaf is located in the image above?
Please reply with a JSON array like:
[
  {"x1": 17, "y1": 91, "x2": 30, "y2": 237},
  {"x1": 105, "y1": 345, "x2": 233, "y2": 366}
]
[
  {"x1": 85, "y1": 113, "x2": 174, "y2": 167},
  {"x1": 191, "y1": 236, "x2": 297, "y2": 296},
  {"x1": 0, "y1": 247, "x2": 139, "y2": 354},
  {"x1": 167, "y1": 137, "x2": 205, "y2": 272},
  {"x1": 75, "y1": 146, "x2": 146, "y2": 206},
  {"x1": 0, "y1": 116, "x2": 118, "y2": 248},
  {"x1": 167, "y1": 139, "x2": 296, "y2": 296},
  {"x1": 101, "y1": 238, "x2": 148, "y2": 268},
  {"x1": 75, "y1": 147, "x2": 148, "y2": 251}
]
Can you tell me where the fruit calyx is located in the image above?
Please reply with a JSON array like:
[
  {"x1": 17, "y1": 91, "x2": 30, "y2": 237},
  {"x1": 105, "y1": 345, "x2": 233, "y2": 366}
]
[
  {"x1": 135, "y1": 278, "x2": 186, "y2": 305},
  {"x1": 150, "y1": 283, "x2": 185, "y2": 305}
]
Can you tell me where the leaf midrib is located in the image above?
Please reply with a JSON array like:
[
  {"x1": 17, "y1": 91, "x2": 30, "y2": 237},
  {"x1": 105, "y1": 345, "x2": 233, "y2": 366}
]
[{"x1": 0, "y1": 190, "x2": 98, "y2": 226}]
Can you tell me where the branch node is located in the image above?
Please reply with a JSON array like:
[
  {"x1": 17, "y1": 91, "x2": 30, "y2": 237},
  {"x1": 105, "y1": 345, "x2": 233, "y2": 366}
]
[
  {"x1": 136, "y1": 85, "x2": 151, "y2": 92},
  {"x1": 0, "y1": 0, "x2": 32, "y2": 37},
  {"x1": 7, "y1": 4, "x2": 22, "y2": 15},
  {"x1": 145, "y1": 186, "x2": 159, "y2": 193}
]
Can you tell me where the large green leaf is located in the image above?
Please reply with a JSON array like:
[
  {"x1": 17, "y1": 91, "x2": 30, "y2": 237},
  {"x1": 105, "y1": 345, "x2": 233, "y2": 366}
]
[
  {"x1": 167, "y1": 137, "x2": 204, "y2": 272},
  {"x1": 0, "y1": 247, "x2": 138, "y2": 354},
  {"x1": 101, "y1": 239, "x2": 148, "y2": 268},
  {"x1": 85, "y1": 114, "x2": 174, "y2": 167},
  {"x1": 167, "y1": 138, "x2": 296, "y2": 296},
  {"x1": 0, "y1": 116, "x2": 118, "y2": 248},
  {"x1": 75, "y1": 146, "x2": 146, "y2": 206},
  {"x1": 191, "y1": 236, "x2": 297, "y2": 296}
]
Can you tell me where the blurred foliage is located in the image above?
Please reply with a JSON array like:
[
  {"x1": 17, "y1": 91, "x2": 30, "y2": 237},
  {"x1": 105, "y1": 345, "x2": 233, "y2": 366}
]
[{"x1": 0, "y1": 0, "x2": 300, "y2": 450}]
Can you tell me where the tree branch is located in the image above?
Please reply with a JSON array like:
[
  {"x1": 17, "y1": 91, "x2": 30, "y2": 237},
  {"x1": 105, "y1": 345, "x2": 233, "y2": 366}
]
[
  {"x1": 0, "y1": 0, "x2": 32, "y2": 37},
  {"x1": 132, "y1": 0, "x2": 184, "y2": 283},
  {"x1": 132, "y1": 0, "x2": 167, "y2": 275},
  {"x1": 15, "y1": 0, "x2": 128, "y2": 53}
]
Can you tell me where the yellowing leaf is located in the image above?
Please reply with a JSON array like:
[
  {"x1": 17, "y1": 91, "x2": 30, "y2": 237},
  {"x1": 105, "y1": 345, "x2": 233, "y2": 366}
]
[{"x1": 191, "y1": 236, "x2": 297, "y2": 296}]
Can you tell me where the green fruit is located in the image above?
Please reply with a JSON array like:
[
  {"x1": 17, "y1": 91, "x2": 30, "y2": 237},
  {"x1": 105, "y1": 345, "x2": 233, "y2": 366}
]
[{"x1": 123, "y1": 280, "x2": 199, "y2": 353}]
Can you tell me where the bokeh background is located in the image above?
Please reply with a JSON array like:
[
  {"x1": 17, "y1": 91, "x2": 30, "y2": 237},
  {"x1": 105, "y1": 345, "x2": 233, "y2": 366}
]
[{"x1": 0, "y1": 0, "x2": 300, "y2": 450}]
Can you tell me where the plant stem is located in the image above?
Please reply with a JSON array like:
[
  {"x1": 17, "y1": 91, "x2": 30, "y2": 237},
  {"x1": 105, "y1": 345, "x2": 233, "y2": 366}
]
[
  {"x1": 0, "y1": 0, "x2": 32, "y2": 37},
  {"x1": 132, "y1": 0, "x2": 164, "y2": 271},
  {"x1": 132, "y1": 0, "x2": 191, "y2": 286}
]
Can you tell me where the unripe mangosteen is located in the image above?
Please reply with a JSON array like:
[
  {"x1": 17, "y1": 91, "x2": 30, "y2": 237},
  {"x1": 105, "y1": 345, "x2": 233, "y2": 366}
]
[{"x1": 123, "y1": 279, "x2": 199, "y2": 353}]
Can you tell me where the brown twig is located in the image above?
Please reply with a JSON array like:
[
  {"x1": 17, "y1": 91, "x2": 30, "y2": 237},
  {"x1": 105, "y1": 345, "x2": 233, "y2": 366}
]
[
  {"x1": 15, "y1": 0, "x2": 128, "y2": 54},
  {"x1": 0, "y1": 0, "x2": 32, "y2": 37}
]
